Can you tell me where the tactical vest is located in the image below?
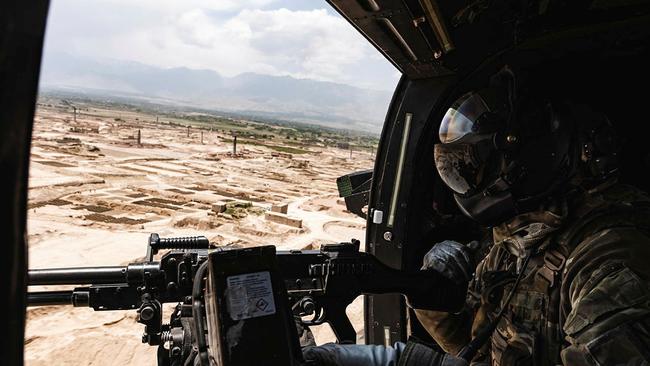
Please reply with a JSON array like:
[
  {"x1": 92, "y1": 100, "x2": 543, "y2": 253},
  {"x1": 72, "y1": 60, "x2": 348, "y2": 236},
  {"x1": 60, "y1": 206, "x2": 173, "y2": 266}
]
[{"x1": 472, "y1": 185, "x2": 650, "y2": 366}]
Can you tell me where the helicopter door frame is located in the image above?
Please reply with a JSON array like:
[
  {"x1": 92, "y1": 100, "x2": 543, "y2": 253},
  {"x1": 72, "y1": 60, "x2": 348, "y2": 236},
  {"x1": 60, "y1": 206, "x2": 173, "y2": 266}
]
[
  {"x1": 0, "y1": 1, "x2": 51, "y2": 365},
  {"x1": 364, "y1": 74, "x2": 456, "y2": 345}
]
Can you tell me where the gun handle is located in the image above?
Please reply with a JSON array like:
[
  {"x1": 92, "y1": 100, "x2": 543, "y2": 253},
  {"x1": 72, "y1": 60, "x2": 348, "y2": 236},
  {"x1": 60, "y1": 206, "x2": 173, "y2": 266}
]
[{"x1": 323, "y1": 302, "x2": 357, "y2": 344}]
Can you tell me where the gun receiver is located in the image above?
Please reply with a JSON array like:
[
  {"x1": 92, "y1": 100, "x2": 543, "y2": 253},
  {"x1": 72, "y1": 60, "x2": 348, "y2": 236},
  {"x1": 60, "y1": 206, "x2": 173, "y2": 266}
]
[{"x1": 27, "y1": 233, "x2": 464, "y2": 365}]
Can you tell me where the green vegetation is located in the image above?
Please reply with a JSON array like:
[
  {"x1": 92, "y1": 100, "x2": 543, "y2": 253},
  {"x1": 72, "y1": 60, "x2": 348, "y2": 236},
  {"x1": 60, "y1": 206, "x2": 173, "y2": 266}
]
[
  {"x1": 270, "y1": 145, "x2": 310, "y2": 154},
  {"x1": 222, "y1": 138, "x2": 310, "y2": 154},
  {"x1": 223, "y1": 201, "x2": 264, "y2": 219},
  {"x1": 37, "y1": 91, "x2": 380, "y2": 153}
]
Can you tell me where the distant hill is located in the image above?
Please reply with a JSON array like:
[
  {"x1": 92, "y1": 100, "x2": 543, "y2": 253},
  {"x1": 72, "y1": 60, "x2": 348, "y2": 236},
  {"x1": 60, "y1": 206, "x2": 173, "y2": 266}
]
[{"x1": 39, "y1": 52, "x2": 395, "y2": 132}]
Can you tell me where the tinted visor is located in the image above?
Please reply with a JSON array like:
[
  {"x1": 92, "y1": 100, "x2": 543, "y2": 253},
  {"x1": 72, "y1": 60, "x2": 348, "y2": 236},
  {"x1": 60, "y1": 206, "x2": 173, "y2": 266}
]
[
  {"x1": 434, "y1": 143, "x2": 484, "y2": 195},
  {"x1": 439, "y1": 92, "x2": 490, "y2": 143}
]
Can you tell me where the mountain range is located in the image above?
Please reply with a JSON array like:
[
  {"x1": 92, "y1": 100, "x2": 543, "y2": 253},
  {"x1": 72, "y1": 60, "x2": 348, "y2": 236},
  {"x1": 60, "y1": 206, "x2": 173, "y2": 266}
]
[{"x1": 39, "y1": 52, "x2": 395, "y2": 132}]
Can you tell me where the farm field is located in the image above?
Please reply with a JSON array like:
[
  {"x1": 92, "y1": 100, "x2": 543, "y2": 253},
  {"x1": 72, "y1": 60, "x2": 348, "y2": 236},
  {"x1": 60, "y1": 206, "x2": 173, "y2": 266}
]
[{"x1": 25, "y1": 97, "x2": 375, "y2": 365}]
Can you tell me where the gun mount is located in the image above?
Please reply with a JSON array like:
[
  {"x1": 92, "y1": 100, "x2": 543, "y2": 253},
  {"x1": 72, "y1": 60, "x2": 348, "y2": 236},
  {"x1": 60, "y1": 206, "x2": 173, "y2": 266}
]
[{"x1": 27, "y1": 233, "x2": 465, "y2": 365}]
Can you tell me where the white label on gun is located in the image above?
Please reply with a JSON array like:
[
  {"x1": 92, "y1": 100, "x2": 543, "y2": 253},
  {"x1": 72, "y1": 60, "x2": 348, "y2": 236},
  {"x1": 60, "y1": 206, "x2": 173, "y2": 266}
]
[{"x1": 226, "y1": 271, "x2": 276, "y2": 321}]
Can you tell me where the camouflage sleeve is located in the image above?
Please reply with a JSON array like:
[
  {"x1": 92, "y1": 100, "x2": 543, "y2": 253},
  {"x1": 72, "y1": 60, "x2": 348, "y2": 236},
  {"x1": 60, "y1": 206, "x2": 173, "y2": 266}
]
[
  {"x1": 560, "y1": 227, "x2": 650, "y2": 365},
  {"x1": 413, "y1": 307, "x2": 473, "y2": 355},
  {"x1": 412, "y1": 255, "x2": 490, "y2": 355}
]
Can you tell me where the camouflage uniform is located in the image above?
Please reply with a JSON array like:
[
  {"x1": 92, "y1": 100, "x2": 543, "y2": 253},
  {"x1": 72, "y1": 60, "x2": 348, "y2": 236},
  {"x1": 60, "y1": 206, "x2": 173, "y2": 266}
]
[{"x1": 415, "y1": 184, "x2": 650, "y2": 365}]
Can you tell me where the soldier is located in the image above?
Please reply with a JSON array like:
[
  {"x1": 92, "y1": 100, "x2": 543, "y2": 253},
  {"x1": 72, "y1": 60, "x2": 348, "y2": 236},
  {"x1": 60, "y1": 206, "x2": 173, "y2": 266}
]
[{"x1": 303, "y1": 67, "x2": 650, "y2": 365}]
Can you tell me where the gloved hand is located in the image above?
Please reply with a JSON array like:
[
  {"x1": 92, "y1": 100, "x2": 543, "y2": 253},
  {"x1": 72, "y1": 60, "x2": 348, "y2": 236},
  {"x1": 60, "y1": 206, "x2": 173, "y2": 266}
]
[
  {"x1": 438, "y1": 354, "x2": 470, "y2": 366},
  {"x1": 398, "y1": 340, "x2": 470, "y2": 366},
  {"x1": 421, "y1": 240, "x2": 477, "y2": 285},
  {"x1": 302, "y1": 341, "x2": 469, "y2": 366},
  {"x1": 302, "y1": 342, "x2": 405, "y2": 366}
]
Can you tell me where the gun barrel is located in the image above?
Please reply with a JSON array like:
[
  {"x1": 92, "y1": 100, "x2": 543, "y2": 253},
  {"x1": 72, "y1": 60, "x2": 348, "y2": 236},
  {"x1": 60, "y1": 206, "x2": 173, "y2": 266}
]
[
  {"x1": 29, "y1": 266, "x2": 127, "y2": 285},
  {"x1": 27, "y1": 290, "x2": 74, "y2": 306},
  {"x1": 28, "y1": 289, "x2": 91, "y2": 307}
]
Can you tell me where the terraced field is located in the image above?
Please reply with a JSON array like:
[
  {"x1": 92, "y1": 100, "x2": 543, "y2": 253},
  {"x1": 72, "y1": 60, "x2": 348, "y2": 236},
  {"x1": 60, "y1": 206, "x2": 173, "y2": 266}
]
[{"x1": 25, "y1": 100, "x2": 374, "y2": 365}]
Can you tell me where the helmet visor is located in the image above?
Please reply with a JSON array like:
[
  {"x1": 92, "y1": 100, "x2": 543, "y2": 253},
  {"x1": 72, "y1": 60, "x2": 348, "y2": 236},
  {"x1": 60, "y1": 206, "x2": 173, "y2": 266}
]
[
  {"x1": 439, "y1": 92, "x2": 490, "y2": 143},
  {"x1": 434, "y1": 143, "x2": 484, "y2": 195}
]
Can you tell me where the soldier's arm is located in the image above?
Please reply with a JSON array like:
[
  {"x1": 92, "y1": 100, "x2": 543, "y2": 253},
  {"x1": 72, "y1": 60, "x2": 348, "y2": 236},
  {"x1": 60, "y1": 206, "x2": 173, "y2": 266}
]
[
  {"x1": 560, "y1": 227, "x2": 650, "y2": 365},
  {"x1": 413, "y1": 239, "x2": 493, "y2": 356},
  {"x1": 414, "y1": 308, "x2": 474, "y2": 355},
  {"x1": 413, "y1": 253, "x2": 489, "y2": 355}
]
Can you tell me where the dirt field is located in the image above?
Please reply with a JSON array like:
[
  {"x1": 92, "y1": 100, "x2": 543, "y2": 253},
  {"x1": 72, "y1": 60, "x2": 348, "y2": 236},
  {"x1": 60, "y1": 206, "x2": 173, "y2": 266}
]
[{"x1": 25, "y1": 101, "x2": 373, "y2": 365}]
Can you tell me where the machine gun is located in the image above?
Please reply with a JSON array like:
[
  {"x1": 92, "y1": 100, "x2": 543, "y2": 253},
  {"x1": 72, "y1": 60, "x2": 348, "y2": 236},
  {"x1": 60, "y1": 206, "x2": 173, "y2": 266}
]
[{"x1": 27, "y1": 234, "x2": 465, "y2": 365}]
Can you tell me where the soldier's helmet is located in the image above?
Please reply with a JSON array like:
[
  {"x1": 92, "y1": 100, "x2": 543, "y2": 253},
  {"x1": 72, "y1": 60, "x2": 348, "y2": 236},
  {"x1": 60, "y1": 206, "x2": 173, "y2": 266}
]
[{"x1": 433, "y1": 68, "x2": 618, "y2": 226}]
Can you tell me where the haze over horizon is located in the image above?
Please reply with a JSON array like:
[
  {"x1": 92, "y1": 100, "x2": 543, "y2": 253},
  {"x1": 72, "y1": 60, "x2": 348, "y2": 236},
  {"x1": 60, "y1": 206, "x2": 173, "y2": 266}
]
[
  {"x1": 40, "y1": 52, "x2": 395, "y2": 132},
  {"x1": 39, "y1": 0, "x2": 402, "y2": 132}
]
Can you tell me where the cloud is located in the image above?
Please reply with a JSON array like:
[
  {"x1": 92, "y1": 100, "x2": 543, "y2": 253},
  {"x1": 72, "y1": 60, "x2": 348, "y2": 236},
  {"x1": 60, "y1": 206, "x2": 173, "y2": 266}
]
[
  {"x1": 172, "y1": 8, "x2": 371, "y2": 81},
  {"x1": 42, "y1": 1, "x2": 399, "y2": 90}
]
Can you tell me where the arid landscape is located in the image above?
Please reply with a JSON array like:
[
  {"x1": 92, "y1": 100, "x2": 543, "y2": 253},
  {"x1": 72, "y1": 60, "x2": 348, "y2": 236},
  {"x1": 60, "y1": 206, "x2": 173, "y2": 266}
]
[{"x1": 25, "y1": 95, "x2": 375, "y2": 365}]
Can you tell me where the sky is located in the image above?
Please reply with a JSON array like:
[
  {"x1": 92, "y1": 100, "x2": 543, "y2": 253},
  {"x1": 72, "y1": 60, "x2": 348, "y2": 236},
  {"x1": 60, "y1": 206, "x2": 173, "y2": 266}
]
[{"x1": 41, "y1": 0, "x2": 402, "y2": 91}]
